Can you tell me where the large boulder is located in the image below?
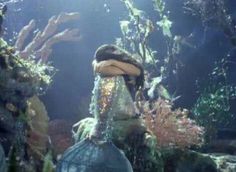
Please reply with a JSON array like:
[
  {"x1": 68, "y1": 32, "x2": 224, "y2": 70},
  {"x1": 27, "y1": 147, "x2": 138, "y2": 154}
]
[
  {"x1": 162, "y1": 149, "x2": 217, "y2": 172},
  {"x1": 0, "y1": 144, "x2": 7, "y2": 172},
  {"x1": 209, "y1": 154, "x2": 236, "y2": 172},
  {"x1": 162, "y1": 149, "x2": 236, "y2": 172}
]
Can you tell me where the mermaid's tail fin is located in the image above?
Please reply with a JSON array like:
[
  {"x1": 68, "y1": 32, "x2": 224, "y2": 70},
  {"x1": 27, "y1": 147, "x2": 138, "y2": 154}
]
[{"x1": 56, "y1": 138, "x2": 133, "y2": 172}]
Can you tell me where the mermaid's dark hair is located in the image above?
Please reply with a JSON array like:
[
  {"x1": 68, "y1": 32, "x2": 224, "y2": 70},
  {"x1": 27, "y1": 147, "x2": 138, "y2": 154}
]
[{"x1": 94, "y1": 44, "x2": 144, "y2": 90}]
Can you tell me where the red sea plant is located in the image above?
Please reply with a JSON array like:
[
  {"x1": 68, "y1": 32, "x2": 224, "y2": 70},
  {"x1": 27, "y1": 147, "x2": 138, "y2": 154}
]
[
  {"x1": 144, "y1": 98, "x2": 204, "y2": 148},
  {"x1": 48, "y1": 119, "x2": 73, "y2": 157}
]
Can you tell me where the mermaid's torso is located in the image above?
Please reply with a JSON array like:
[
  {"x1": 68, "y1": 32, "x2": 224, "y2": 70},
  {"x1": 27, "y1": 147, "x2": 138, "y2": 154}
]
[{"x1": 89, "y1": 75, "x2": 136, "y2": 141}]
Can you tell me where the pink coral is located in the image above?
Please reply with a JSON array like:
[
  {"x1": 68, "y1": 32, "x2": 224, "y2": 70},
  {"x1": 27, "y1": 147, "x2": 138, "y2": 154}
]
[{"x1": 144, "y1": 98, "x2": 204, "y2": 148}]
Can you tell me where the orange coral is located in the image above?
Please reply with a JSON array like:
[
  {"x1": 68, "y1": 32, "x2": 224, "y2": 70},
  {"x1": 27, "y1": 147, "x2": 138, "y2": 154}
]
[
  {"x1": 143, "y1": 98, "x2": 204, "y2": 148},
  {"x1": 15, "y1": 12, "x2": 80, "y2": 62}
]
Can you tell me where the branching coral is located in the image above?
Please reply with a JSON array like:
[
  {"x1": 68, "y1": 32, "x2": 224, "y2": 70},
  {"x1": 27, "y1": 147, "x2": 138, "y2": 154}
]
[
  {"x1": 14, "y1": 12, "x2": 80, "y2": 62},
  {"x1": 144, "y1": 98, "x2": 204, "y2": 148}
]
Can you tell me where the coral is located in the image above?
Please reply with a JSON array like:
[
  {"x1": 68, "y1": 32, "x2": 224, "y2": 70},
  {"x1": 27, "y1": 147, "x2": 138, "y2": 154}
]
[
  {"x1": 26, "y1": 96, "x2": 49, "y2": 160},
  {"x1": 0, "y1": 38, "x2": 55, "y2": 109},
  {"x1": 48, "y1": 119, "x2": 73, "y2": 157},
  {"x1": 14, "y1": 12, "x2": 80, "y2": 62},
  {"x1": 0, "y1": 10, "x2": 56, "y2": 172},
  {"x1": 144, "y1": 98, "x2": 204, "y2": 148}
]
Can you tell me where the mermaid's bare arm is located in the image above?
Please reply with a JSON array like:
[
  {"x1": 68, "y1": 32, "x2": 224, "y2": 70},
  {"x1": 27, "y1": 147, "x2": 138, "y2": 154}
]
[
  {"x1": 112, "y1": 60, "x2": 141, "y2": 76},
  {"x1": 93, "y1": 60, "x2": 141, "y2": 76}
]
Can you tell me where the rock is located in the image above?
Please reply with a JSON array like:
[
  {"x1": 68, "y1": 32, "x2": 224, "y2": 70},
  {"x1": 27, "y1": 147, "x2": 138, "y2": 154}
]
[
  {"x1": 0, "y1": 144, "x2": 7, "y2": 172},
  {"x1": 202, "y1": 139, "x2": 236, "y2": 155},
  {"x1": 162, "y1": 149, "x2": 217, "y2": 172},
  {"x1": 0, "y1": 105, "x2": 14, "y2": 152},
  {"x1": 209, "y1": 154, "x2": 236, "y2": 172},
  {"x1": 161, "y1": 149, "x2": 236, "y2": 172}
]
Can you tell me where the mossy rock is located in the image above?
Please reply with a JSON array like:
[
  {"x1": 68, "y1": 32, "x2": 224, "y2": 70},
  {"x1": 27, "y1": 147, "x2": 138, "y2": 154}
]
[
  {"x1": 209, "y1": 154, "x2": 236, "y2": 172},
  {"x1": 0, "y1": 144, "x2": 7, "y2": 172},
  {"x1": 161, "y1": 149, "x2": 217, "y2": 172}
]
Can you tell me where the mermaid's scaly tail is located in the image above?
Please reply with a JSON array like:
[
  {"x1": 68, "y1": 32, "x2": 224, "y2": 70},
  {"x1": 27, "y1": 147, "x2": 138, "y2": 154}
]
[{"x1": 56, "y1": 138, "x2": 133, "y2": 172}]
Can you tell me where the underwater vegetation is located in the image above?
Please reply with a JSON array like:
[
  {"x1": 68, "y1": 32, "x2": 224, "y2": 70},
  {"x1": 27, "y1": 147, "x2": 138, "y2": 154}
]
[
  {"x1": 111, "y1": 0, "x2": 236, "y2": 171},
  {"x1": 144, "y1": 98, "x2": 204, "y2": 148},
  {"x1": 0, "y1": 0, "x2": 236, "y2": 171},
  {"x1": 0, "y1": 21, "x2": 54, "y2": 172},
  {"x1": 193, "y1": 58, "x2": 236, "y2": 142},
  {"x1": 117, "y1": 0, "x2": 203, "y2": 144},
  {"x1": 0, "y1": 3, "x2": 80, "y2": 172},
  {"x1": 117, "y1": 0, "x2": 180, "y2": 85},
  {"x1": 116, "y1": 0, "x2": 236, "y2": 142},
  {"x1": 48, "y1": 119, "x2": 73, "y2": 157}
]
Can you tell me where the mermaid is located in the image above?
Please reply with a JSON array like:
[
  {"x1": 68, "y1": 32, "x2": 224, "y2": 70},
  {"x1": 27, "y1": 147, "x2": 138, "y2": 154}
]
[{"x1": 56, "y1": 44, "x2": 144, "y2": 172}]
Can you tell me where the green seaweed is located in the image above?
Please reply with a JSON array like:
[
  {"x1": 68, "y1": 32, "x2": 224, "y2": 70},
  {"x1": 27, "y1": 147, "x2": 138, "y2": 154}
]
[
  {"x1": 42, "y1": 151, "x2": 55, "y2": 172},
  {"x1": 117, "y1": 0, "x2": 182, "y2": 101},
  {"x1": 192, "y1": 58, "x2": 236, "y2": 142}
]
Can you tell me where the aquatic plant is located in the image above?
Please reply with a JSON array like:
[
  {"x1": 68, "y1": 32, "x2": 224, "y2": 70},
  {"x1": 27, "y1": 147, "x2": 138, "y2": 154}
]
[
  {"x1": 153, "y1": 0, "x2": 172, "y2": 38},
  {"x1": 48, "y1": 119, "x2": 73, "y2": 157},
  {"x1": 42, "y1": 151, "x2": 55, "y2": 172},
  {"x1": 144, "y1": 98, "x2": 204, "y2": 148},
  {"x1": 192, "y1": 58, "x2": 236, "y2": 142},
  {"x1": 117, "y1": 0, "x2": 182, "y2": 101},
  {"x1": 14, "y1": 12, "x2": 80, "y2": 62},
  {"x1": 26, "y1": 96, "x2": 50, "y2": 160},
  {"x1": 0, "y1": 8, "x2": 57, "y2": 171},
  {"x1": 0, "y1": 39, "x2": 55, "y2": 109},
  {"x1": 117, "y1": 0, "x2": 156, "y2": 66}
]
